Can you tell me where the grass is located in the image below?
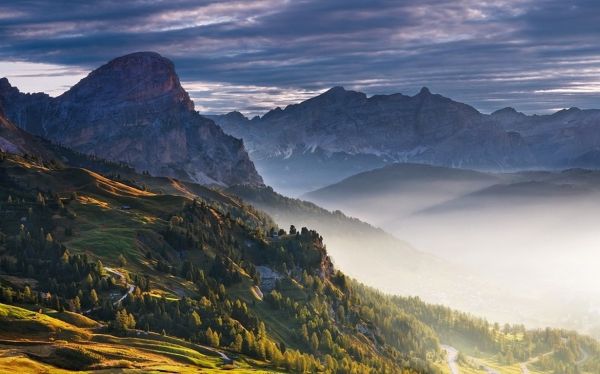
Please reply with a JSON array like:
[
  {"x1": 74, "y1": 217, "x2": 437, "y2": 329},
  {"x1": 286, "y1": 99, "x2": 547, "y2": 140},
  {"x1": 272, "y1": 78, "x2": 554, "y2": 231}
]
[
  {"x1": 0, "y1": 355, "x2": 75, "y2": 374},
  {"x1": 93, "y1": 334, "x2": 221, "y2": 368},
  {"x1": 46, "y1": 311, "x2": 101, "y2": 329},
  {"x1": 468, "y1": 352, "x2": 550, "y2": 374},
  {"x1": 0, "y1": 303, "x2": 278, "y2": 373},
  {"x1": 0, "y1": 303, "x2": 90, "y2": 341},
  {"x1": 66, "y1": 226, "x2": 138, "y2": 259}
]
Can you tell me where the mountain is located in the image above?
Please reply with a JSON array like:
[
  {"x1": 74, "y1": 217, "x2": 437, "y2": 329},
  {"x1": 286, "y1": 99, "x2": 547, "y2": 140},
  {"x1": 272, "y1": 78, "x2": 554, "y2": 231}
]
[
  {"x1": 210, "y1": 86, "x2": 600, "y2": 195},
  {"x1": 0, "y1": 52, "x2": 263, "y2": 187},
  {"x1": 303, "y1": 162, "x2": 500, "y2": 222},
  {"x1": 0, "y1": 149, "x2": 442, "y2": 373},
  {"x1": 491, "y1": 106, "x2": 600, "y2": 167},
  {"x1": 209, "y1": 86, "x2": 534, "y2": 195}
]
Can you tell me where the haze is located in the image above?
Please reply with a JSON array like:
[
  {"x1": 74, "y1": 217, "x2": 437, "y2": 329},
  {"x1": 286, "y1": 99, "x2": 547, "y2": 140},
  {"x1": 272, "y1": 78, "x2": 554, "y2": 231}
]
[{"x1": 302, "y1": 165, "x2": 600, "y2": 336}]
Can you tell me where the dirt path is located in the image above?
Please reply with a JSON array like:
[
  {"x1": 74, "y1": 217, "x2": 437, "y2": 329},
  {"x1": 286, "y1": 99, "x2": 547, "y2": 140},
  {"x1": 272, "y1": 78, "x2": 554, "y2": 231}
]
[
  {"x1": 104, "y1": 267, "x2": 135, "y2": 305},
  {"x1": 84, "y1": 267, "x2": 134, "y2": 314},
  {"x1": 576, "y1": 347, "x2": 589, "y2": 365},
  {"x1": 441, "y1": 345, "x2": 460, "y2": 374}
]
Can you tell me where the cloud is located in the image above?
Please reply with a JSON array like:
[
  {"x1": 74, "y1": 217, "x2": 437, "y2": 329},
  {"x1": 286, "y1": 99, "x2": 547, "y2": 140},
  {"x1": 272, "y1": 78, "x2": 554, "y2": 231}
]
[{"x1": 0, "y1": 0, "x2": 599, "y2": 115}]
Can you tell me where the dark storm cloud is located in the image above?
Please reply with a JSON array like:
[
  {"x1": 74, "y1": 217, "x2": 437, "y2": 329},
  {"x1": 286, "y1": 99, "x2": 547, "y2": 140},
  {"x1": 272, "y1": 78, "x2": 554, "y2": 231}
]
[{"x1": 1, "y1": 0, "x2": 599, "y2": 115}]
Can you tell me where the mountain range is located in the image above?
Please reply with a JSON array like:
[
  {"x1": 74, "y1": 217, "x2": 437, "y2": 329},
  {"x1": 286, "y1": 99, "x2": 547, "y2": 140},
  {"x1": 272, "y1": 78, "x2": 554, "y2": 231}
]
[
  {"x1": 210, "y1": 86, "x2": 600, "y2": 195},
  {"x1": 0, "y1": 52, "x2": 262, "y2": 187}
]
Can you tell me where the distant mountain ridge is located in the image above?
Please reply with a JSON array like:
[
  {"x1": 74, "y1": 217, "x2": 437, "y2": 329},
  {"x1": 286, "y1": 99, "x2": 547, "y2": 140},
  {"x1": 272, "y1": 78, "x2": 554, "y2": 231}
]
[
  {"x1": 0, "y1": 52, "x2": 263, "y2": 187},
  {"x1": 210, "y1": 86, "x2": 600, "y2": 194}
]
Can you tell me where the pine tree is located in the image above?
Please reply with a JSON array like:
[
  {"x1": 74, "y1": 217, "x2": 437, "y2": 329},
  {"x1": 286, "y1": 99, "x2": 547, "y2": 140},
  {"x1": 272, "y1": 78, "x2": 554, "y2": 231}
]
[
  {"x1": 310, "y1": 332, "x2": 319, "y2": 353},
  {"x1": 89, "y1": 289, "x2": 99, "y2": 306},
  {"x1": 232, "y1": 334, "x2": 243, "y2": 352},
  {"x1": 188, "y1": 310, "x2": 202, "y2": 328},
  {"x1": 72, "y1": 296, "x2": 81, "y2": 312}
]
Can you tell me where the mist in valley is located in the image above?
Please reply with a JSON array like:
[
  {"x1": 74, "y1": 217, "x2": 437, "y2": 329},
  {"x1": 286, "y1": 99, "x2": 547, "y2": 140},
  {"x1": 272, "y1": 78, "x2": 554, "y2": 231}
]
[{"x1": 295, "y1": 164, "x2": 600, "y2": 337}]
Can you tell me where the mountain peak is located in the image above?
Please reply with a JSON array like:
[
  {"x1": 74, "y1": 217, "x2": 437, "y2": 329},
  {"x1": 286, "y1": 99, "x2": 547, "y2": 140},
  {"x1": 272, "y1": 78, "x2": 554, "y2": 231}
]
[
  {"x1": 493, "y1": 107, "x2": 517, "y2": 114},
  {"x1": 313, "y1": 86, "x2": 367, "y2": 103},
  {"x1": 491, "y1": 107, "x2": 526, "y2": 117},
  {"x1": 62, "y1": 51, "x2": 194, "y2": 110},
  {"x1": 224, "y1": 110, "x2": 249, "y2": 121},
  {"x1": 553, "y1": 107, "x2": 581, "y2": 116},
  {"x1": 326, "y1": 86, "x2": 347, "y2": 94},
  {"x1": 0, "y1": 77, "x2": 11, "y2": 90},
  {"x1": 417, "y1": 86, "x2": 431, "y2": 96},
  {"x1": 112, "y1": 51, "x2": 164, "y2": 61},
  {"x1": 0, "y1": 52, "x2": 262, "y2": 187},
  {"x1": 0, "y1": 77, "x2": 18, "y2": 95}
]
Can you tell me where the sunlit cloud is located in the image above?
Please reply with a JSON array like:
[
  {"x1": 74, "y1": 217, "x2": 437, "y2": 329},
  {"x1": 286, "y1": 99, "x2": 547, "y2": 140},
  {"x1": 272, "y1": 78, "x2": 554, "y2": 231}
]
[
  {"x1": 535, "y1": 83, "x2": 600, "y2": 94},
  {"x1": 183, "y1": 81, "x2": 325, "y2": 116}
]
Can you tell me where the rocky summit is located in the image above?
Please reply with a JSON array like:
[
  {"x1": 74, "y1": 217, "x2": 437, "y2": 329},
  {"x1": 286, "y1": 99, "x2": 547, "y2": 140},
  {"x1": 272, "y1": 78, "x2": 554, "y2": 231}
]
[{"x1": 0, "y1": 52, "x2": 263, "y2": 187}]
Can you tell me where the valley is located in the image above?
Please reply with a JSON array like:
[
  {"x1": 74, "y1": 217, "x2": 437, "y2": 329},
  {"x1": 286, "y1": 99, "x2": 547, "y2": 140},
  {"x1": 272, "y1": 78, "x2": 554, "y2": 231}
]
[{"x1": 303, "y1": 163, "x2": 600, "y2": 335}]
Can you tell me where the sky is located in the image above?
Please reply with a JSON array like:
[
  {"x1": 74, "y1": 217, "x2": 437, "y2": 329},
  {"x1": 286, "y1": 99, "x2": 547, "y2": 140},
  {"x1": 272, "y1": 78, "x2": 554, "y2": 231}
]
[{"x1": 1, "y1": 0, "x2": 599, "y2": 116}]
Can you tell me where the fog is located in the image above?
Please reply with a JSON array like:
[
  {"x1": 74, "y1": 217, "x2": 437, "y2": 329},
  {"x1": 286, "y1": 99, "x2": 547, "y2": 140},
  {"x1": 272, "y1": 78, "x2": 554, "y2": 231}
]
[{"x1": 300, "y1": 166, "x2": 600, "y2": 337}]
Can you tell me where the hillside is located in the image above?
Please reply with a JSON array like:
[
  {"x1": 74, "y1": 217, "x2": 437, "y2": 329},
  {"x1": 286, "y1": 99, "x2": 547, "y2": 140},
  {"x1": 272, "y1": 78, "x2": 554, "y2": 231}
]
[
  {"x1": 0, "y1": 105, "x2": 62, "y2": 160},
  {"x1": 225, "y1": 185, "x2": 515, "y2": 316},
  {"x1": 303, "y1": 163, "x2": 500, "y2": 223},
  {"x1": 0, "y1": 151, "x2": 446, "y2": 373},
  {"x1": 0, "y1": 303, "x2": 253, "y2": 372}
]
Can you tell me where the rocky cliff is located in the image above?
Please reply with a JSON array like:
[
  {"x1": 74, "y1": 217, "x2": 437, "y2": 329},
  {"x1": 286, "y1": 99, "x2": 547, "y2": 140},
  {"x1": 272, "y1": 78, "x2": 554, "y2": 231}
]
[{"x1": 0, "y1": 52, "x2": 263, "y2": 186}]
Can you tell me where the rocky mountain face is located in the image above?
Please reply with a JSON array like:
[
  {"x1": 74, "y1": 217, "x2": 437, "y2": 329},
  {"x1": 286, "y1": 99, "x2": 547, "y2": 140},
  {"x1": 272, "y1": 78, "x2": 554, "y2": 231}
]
[
  {"x1": 210, "y1": 86, "x2": 600, "y2": 194},
  {"x1": 0, "y1": 103, "x2": 58, "y2": 159},
  {"x1": 491, "y1": 106, "x2": 600, "y2": 167},
  {"x1": 209, "y1": 87, "x2": 536, "y2": 194},
  {"x1": 0, "y1": 52, "x2": 263, "y2": 186}
]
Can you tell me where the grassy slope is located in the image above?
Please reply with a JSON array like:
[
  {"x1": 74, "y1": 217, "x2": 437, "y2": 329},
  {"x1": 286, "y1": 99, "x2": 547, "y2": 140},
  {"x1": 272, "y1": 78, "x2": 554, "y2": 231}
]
[
  {"x1": 0, "y1": 157, "x2": 281, "y2": 372},
  {"x1": 0, "y1": 303, "x2": 275, "y2": 373}
]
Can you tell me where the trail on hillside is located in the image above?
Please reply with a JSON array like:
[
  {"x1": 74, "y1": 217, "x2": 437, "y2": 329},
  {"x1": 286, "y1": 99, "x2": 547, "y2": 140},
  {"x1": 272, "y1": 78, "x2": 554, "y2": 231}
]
[
  {"x1": 441, "y1": 345, "x2": 459, "y2": 374},
  {"x1": 104, "y1": 267, "x2": 135, "y2": 305},
  {"x1": 519, "y1": 350, "x2": 554, "y2": 374},
  {"x1": 576, "y1": 347, "x2": 589, "y2": 365},
  {"x1": 83, "y1": 267, "x2": 134, "y2": 314}
]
